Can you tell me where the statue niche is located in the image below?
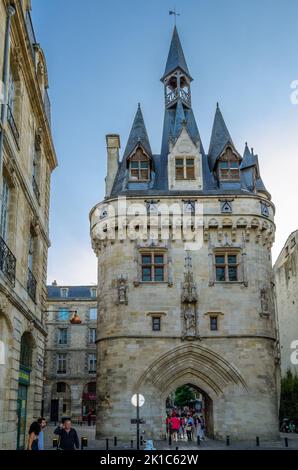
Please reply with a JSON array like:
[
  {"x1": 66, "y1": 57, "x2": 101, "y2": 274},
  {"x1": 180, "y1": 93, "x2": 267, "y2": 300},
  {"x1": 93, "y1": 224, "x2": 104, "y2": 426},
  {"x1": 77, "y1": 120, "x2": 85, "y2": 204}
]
[{"x1": 181, "y1": 254, "x2": 199, "y2": 339}]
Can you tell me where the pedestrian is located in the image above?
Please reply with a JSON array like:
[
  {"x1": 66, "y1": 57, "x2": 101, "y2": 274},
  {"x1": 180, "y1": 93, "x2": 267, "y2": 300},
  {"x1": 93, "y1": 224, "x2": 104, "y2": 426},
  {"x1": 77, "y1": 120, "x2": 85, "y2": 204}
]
[
  {"x1": 54, "y1": 418, "x2": 79, "y2": 450},
  {"x1": 185, "y1": 415, "x2": 194, "y2": 441},
  {"x1": 37, "y1": 417, "x2": 47, "y2": 450},
  {"x1": 27, "y1": 421, "x2": 40, "y2": 450},
  {"x1": 166, "y1": 414, "x2": 171, "y2": 438},
  {"x1": 196, "y1": 417, "x2": 205, "y2": 441},
  {"x1": 170, "y1": 414, "x2": 180, "y2": 442}
]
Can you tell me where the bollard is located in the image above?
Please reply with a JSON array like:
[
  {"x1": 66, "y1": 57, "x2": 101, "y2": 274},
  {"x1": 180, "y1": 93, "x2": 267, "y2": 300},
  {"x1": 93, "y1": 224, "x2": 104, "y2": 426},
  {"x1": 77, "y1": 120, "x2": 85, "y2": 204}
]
[
  {"x1": 114, "y1": 436, "x2": 117, "y2": 447},
  {"x1": 106, "y1": 438, "x2": 109, "y2": 451},
  {"x1": 176, "y1": 446, "x2": 179, "y2": 450},
  {"x1": 226, "y1": 435, "x2": 230, "y2": 446},
  {"x1": 256, "y1": 436, "x2": 260, "y2": 447},
  {"x1": 197, "y1": 436, "x2": 200, "y2": 446},
  {"x1": 53, "y1": 438, "x2": 59, "y2": 450},
  {"x1": 140, "y1": 435, "x2": 143, "y2": 446},
  {"x1": 168, "y1": 433, "x2": 172, "y2": 446},
  {"x1": 285, "y1": 437, "x2": 289, "y2": 448},
  {"x1": 130, "y1": 440, "x2": 134, "y2": 448},
  {"x1": 81, "y1": 437, "x2": 88, "y2": 450}
]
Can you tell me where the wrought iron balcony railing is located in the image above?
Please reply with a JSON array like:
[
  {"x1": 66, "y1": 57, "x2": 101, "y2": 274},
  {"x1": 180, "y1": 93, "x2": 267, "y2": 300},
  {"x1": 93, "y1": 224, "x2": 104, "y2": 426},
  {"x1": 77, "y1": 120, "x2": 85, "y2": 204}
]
[
  {"x1": 27, "y1": 268, "x2": 37, "y2": 302},
  {"x1": 0, "y1": 236, "x2": 16, "y2": 285},
  {"x1": 32, "y1": 176, "x2": 40, "y2": 203},
  {"x1": 7, "y1": 105, "x2": 20, "y2": 144}
]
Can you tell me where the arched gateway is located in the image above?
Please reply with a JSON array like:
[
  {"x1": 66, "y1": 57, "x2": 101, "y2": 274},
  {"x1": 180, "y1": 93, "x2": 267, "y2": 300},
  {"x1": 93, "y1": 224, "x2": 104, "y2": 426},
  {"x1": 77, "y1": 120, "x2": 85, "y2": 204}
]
[
  {"x1": 90, "y1": 26, "x2": 280, "y2": 442},
  {"x1": 133, "y1": 343, "x2": 247, "y2": 439}
]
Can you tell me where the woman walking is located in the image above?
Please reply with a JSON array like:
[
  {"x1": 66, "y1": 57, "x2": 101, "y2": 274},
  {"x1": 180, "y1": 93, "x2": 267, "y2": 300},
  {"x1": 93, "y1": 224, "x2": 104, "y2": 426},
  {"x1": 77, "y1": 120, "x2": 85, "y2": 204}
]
[{"x1": 27, "y1": 421, "x2": 41, "y2": 450}]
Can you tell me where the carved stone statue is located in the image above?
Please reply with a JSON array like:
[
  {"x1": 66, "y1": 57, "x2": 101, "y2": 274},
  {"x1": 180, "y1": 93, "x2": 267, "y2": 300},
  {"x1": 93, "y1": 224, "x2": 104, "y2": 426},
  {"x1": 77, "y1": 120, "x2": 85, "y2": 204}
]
[
  {"x1": 181, "y1": 253, "x2": 199, "y2": 339},
  {"x1": 183, "y1": 304, "x2": 196, "y2": 337},
  {"x1": 117, "y1": 276, "x2": 128, "y2": 305}
]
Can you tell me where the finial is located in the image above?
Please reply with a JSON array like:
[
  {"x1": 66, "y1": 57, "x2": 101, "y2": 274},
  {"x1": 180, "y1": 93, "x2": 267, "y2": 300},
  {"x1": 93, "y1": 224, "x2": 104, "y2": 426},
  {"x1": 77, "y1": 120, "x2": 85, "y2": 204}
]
[
  {"x1": 169, "y1": 8, "x2": 180, "y2": 26},
  {"x1": 251, "y1": 147, "x2": 254, "y2": 155},
  {"x1": 138, "y1": 102, "x2": 141, "y2": 109},
  {"x1": 216, "y1": 102, "x2": 219, "y2": 109}
]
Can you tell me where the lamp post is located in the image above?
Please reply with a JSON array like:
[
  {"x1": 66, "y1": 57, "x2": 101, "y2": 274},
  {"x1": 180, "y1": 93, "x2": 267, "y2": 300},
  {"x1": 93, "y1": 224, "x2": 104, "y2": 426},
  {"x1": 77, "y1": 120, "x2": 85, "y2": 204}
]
[{"x1": 131, "y1": 393, "x2": 145, "y2": 450}]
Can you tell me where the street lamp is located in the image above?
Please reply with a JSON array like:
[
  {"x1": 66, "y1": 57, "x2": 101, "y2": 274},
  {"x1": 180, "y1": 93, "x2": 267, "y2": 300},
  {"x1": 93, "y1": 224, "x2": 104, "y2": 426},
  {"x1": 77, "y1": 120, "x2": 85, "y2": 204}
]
[{"x1": 131, "y1": 394, "x2": 145, "y2": 450}]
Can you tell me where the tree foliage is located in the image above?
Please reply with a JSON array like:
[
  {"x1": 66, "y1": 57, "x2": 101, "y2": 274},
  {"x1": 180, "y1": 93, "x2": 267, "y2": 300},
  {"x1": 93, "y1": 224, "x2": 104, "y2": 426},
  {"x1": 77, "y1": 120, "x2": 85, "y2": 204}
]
[
  {"x1": 174, "y1": 385, "x2": 196, "y2": 408},
  {"x1": 279, "y1": 369, "x2": 298, "y2": 419}
]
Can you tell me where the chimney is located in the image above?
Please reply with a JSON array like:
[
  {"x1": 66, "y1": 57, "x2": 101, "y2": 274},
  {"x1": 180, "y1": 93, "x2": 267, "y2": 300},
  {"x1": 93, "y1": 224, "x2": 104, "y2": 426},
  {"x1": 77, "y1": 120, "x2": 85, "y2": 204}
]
[
  {"x1": 105, "y1": 134, "x2": 120, "y2": 197},
  {"x1": 52, "y1": 280, "x2": 57, "y2": 286}
]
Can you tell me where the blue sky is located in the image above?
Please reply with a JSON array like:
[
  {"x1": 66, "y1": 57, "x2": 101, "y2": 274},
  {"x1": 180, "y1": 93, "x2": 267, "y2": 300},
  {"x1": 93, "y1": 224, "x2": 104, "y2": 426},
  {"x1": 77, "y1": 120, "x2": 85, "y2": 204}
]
[{"x1": 31, "y1": 0, "x2": 298, "y2": 285}]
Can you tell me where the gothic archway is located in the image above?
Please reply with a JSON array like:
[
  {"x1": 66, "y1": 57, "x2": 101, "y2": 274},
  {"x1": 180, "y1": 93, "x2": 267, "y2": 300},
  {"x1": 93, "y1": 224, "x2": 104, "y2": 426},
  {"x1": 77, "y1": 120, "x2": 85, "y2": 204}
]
[{"x1": 134, "y1": 343, "x2": 247, "y2": 439}]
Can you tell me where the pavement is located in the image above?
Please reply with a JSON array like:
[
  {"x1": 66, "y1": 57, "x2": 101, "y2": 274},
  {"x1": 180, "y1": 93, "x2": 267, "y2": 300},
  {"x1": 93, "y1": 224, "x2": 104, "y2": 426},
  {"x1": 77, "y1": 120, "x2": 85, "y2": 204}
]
[{"x1": 44, "y1": 424, "x2": 298, "y2": 450}]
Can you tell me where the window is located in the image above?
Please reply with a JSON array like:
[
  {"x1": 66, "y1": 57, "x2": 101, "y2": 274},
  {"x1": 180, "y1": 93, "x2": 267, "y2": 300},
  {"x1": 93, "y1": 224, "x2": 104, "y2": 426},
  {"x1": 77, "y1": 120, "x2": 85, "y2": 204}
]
[
  {"x1": 60, "y1": 288, "x2": 68, "y2": 298},
  {"x1": 90, "y1": 288, "x2": 97, "y2": 298},
  {"x1": 88, "y1": 353, "x2": 96, "y2": 373},
  {"x1": 28, "y1": 232, "x2": 35, "y2": 271},
  {"x1": 141, "y1": 253, "x2": 165, "y2": 282},
  {"x1": 0, "y1": 177, "x2": 10, "y2": 241},
  {"x1": 218, "y1": 148, "x2": 240, "y2": 181},
  {"x1": 58, "y1": 328, "x2": 68, "y2": 345},
  {"x1": 32, "y1": 132, "x2": 41, "y2": 202},
  {"x1": 89, "y1": 328, "x2": 96, "y2": 344},
  {"x1": 215, "y1": 252, "x2": 239, "y2": 282},
  {"x1": 89, "y1": 308, "x2": 97, "y2": 320},
  {"x1": 58, "y1": 308, "x2": 69, "y2": 321},
  {"x1": 152, "y1": 316, "x2": 161, "y2": 331},
  {"x1": 57, "y1": 382, "x2": 66, "y2": 393},
  {"x1": 7, "y1": 71, "x2": 20, "y2": 142},
  {"x1": 210, "y1": 316, "x2": 218, "y2": 331},
  {"x1": 57, "y1": 354, "x2": 67, "y2": 374},
  {"x1": 175, "y1": 158, "x2": 195, "y2": 180},
  {"x1": 129, "y1": 148, "x2": 150, "y2": 181}
]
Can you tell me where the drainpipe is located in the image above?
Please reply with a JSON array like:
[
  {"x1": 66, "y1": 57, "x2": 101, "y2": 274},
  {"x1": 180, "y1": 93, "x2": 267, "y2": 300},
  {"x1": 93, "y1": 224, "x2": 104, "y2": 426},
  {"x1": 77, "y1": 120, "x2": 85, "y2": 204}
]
[{"x1": 0, "y1": 3, "x2": 16, "y2": 209}]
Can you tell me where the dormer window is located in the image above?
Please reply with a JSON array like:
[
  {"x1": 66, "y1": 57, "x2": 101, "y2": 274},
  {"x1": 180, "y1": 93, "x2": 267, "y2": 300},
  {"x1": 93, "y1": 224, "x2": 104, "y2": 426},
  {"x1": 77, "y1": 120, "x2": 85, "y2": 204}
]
[
  {"x1": 175, "y1": 157, "x2": 195, "y2": 180},
  {"x1": 217, "y1": 146, "x2": 240, "y2": 181},
  {"x1": 128, "y1": 147, "x2": 150, "y2": 181}
]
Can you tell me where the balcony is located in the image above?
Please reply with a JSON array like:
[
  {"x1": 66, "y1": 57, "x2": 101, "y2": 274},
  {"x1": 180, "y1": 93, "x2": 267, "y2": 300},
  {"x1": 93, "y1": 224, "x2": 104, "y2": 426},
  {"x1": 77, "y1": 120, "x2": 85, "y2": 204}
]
[
  {"x1": 0, "y1": 236, "x2": 16, "y2": 285},
  {"x1": 7, "y1": 105, "x2": 20, "y2": 145},
  {"x1": 27, "y1": 268, "x2": 37, "y2": 302},
  {"x1": 32, "y1": 175, "x2": 40, "y2": 203}
]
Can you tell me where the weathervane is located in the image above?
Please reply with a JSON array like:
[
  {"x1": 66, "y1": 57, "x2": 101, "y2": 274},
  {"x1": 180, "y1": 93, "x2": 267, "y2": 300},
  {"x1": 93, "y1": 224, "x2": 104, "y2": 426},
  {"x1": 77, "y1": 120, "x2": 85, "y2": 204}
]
[{"x1": 169, "y1": 8, "x2": 180, "y2": 25}]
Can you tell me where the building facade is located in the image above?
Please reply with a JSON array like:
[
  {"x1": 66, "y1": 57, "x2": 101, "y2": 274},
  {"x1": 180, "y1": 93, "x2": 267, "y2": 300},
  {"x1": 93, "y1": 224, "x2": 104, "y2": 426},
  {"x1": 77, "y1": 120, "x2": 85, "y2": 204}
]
[
  {"x1": 90, "y1": 27, "x2": 280, "y2": 441},
  {"x1": 43, "y1": 284, "x2": 98, "y2": 424},
  {"x1": 0, "y1": 0, "x2": 57, "y2": 449},
  {"x1": 274, "y1": 230, "x2": 298, "y2": 376}
]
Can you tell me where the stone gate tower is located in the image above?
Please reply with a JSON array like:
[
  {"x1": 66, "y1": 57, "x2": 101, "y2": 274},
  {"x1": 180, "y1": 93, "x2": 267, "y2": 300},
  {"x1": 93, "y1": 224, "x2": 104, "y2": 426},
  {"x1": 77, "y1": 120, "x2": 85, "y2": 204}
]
[{"x1": 90, "y1": 27, "x2": 280, "y2": 440}]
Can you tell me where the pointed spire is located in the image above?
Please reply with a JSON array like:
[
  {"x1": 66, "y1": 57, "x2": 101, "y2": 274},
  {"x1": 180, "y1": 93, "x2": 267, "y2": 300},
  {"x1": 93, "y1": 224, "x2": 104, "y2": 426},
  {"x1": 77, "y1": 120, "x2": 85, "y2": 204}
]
[
  {"x1": 240, "y1": 142, "x2": 256, "y2": 170},
  {"x1": 173, "y1": 99, "x2": 186, "y2": 137},
  {"x1": 123, "y1": 104, "x2": 152, "y2": 159},
  {"x1": 208, "y1": 103, "x2": 234, "y2": 170},
  {"x1": 161, "y1": 26, "x2": 192, "y2": 81}
]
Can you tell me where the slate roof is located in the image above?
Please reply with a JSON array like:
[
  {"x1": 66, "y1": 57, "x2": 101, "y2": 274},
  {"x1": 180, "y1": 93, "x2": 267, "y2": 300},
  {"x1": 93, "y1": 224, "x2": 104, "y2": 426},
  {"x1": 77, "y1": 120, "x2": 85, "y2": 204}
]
[
  {"x1": 47, "y1": 285, "x2": 96, "y2": 300},
  {"x1": 208, "y1": 104, "x2": 235, "y2": 171},
  {"x1": 161, "y1": 26, "x2": 192, "y2": 81},
  {"x1": 109, "y1": 27, "x2": 269, "y2": 200}
]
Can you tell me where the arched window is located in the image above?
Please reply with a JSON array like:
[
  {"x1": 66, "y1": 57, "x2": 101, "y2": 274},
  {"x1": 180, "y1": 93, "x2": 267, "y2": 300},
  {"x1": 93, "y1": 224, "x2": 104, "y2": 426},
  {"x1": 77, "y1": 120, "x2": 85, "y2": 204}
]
[
  {"x1": 217, "y1": 146, "x2": 240, "y2": 181},
  {"x1": 128, "y1": 147, "x2": 150, "y2": 181}
]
